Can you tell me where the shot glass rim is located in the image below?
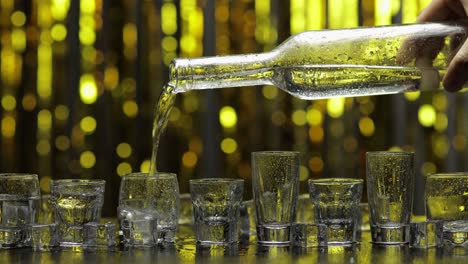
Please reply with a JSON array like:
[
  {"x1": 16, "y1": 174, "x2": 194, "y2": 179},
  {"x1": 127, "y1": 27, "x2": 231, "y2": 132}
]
[
  {"x1": 122, "y1": 172, "x2": 177, "y2": 179},
  {"x1": 190, "y1": 178, "x2": 244, "y2": 185},
  {"x1": 251, "y1": 151, "x2": 300, "y2": 157},
  {"x1": 51, "y1": 179, "x2": 106, "y2": 187},
  {"x1": 308, "y1": 178, "x2": 363, "y2": 186},
  {"x1": 426, "y1": 172, "x2": 468, "y2": 179},
  {"x1": 0, "y1": 173, "x2": 38, "y2": 180},
  {"x1": 366, "y1": 151, "x2": 414, "y2": 157}
]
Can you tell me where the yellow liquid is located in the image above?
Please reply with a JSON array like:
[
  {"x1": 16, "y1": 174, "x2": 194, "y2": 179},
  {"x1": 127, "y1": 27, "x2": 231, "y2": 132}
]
[
  {"x1": 149, "y1": 85, "x2": 177, "y2": 174},
  {"x1": 427, "y1": 195, "x2": 468, "y2": 221}
]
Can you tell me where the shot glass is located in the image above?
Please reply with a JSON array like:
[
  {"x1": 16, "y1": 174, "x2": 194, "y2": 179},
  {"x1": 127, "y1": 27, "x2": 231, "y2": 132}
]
[
  {"x1": 50, "y1": 179, "x2": 105, "y2": 247},
  {"x1": 308, "y1": 178, "x2": 363, "y2": 245},
  {"x1": 366, "y1": 151, "x2": 414, "y2": 244},
  {"x1": 409, "y1": 220, "x2": 443, "y2": 249},
  {"x1": 0, "y1": 173, "x2": 40, "y2": 248},
  {"x1": 252, "y1": 151, "x2": 299, "y2": 245},
  {"x1": 26, "y1": 223, "x2": 59, "y2": 251},
  {"x1": 291, "y1": 223, "x2": 328, "y2": 248},
  {"x1": 83, "y1": 222, "x2": 116, "y2": 251},
  {"x1": 426, "y1": 172, "x2": 468, "y2": 246},
  {"x1": 190, "y1": 178, "x2": 244, "y2": 245},
  {"x1": 147, "y1": 172, "x2": 180, "y2": 243}
]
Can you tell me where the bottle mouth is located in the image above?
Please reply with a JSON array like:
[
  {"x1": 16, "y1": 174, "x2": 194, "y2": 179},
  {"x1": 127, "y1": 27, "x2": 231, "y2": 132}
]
[{"x1": 169, "y1": 58, "x2": 192, "y2": 93}]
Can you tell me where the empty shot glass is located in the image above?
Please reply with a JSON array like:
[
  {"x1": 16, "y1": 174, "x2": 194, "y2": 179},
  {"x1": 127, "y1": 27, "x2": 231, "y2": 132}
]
[
  {"x1": 50, "y1": 179, "x2": 105, "y2": 247},
  {"x1": 366, "y1": 151, "x2": 414, "y2": 244},
  {"x1": 252, "y1": 151, "x2": 300, "y2": 245},
  {"x1": 26, "y1": 223, "x2": 59, "y2": 251},
  {"x1": 147, "y1": 172, "x2": 180, "y2": 243},
  {"x1": 190, "y1": 178, "x2": 244, "y2": 245},
  {"x1": 291, "y1": 223, "x2": 328, "y2": 248},
  {"x1": 409, "y1": 220, "x2": 443, "y2": 249},
  {"x1": 83, "y1": 222, "x2": 116, "y2": 251},
  {"x1": 0, "y1": 173, "x2": 40, "y2": 248},
  {"x1": 309, "y1": 178, "x2": 363, "y2": 245}
]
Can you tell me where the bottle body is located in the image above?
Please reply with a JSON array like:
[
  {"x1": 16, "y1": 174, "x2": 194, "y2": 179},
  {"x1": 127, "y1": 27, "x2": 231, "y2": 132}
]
[{"x1": 170, "y1": 21, "x2": 468, "y2": 99}]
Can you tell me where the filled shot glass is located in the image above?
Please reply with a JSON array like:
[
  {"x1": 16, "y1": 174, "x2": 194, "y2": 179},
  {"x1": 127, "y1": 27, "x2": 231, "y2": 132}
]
[
  {"x1": 309, "y1": 178, "x2": 363, "y2": 245},
  {"x1": 50, "y1": 179, "x2": 105, "y2": 247},
  {"x1": 147, "y1": 172, "x2": 180, "y2": 243},
  {"x1": 252, "y1": 151, "x2": 299, "y2": 245},
  {"x1": 0, "y1": 173, "x2": 40, "y2": 248},
  {"x1": 366, "y1": 151, "x2": 414, "y2": 244},
  {"x1": 426, "y1": 172, "x2": 468, "y2": 246},
  {"x1": 190, "y1": 178, "x2": 244, "y2": 245}
]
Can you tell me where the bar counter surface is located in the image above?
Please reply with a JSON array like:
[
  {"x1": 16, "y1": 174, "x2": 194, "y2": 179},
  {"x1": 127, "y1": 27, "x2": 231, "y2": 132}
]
[{"x1": 1, "y1": 225, "x2": 467, "y2": 264}]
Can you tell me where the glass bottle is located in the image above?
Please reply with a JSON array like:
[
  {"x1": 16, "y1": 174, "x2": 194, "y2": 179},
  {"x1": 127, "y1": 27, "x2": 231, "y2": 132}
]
[{"x1": 169, "y1": 21, "x2": 468, "y2": 99}]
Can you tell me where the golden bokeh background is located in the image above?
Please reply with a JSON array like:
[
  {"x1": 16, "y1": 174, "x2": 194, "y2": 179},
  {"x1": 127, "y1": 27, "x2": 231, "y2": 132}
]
[{"x1": 0, "y1": 0, "x2": 466, "y2": 216}]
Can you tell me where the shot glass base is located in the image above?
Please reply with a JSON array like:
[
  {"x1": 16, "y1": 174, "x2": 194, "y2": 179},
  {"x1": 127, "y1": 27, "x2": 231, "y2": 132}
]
[
  {"x1": 371, "y1": 224, "x2": 409, "y2": 244},
  {"x1": 157, "y1": 227, "x2": 176, "y2": 244},
  {"x1": 257, "y1": 224, "x2": 291, "y2": 245},
  {"x1": 443, "y1": 221, "x2": 468, "y2": 247},
  {"x1": 194, "y1": 220, "x2": 238, "y2": 245},
  {"x1": 0, "y1": 227, "x2": 24, "y2": 248}
]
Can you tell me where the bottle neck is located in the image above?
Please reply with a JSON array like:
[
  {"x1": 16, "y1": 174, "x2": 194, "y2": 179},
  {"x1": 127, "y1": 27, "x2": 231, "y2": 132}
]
[{"x1": 169, "y1": 52, "x2": 275, "y2": 93}]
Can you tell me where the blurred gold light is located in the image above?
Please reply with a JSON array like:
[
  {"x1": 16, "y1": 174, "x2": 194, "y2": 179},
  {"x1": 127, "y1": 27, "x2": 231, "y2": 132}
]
[
  {"x1": 327, "y1": 98, "x2": 345, "y2": 118},
  {"x1": 388, "y1": 146, "x2": 403, "y2": 151},
  {"x1": 123, "y1": 101, "x2": 138, "y2": 118},
  {"x1": 54, "y1": 105, "x2": 69, "y2": 121},
  {"x1": 180, "y1": 35, "x2": 197, "y2": 54},
  {"x1": 309, "y1": 126, "x2": 324, "y2": 143},
  {"x1": 38, "y1": 110, "x2": 52, "y2": 131},
  {"x1": 161, "y1": 3, "x2": 178, "y2": 35},
  {"x1": 169, "y1": 107, "x2": 181, "y2": 122},
  {"x1": 80, "y1": 0, "x2": 96, "y2": 14},
  {"x1": 418, "y1": 104, "x2": 436, "y2": 127},
  {"x1": 140, "y1": 160, "x2": 151, "y2": 173},
  {"x1": 343, "y1": 136, "x2": 358, "y2": 152},
  {"x1": 52, "y1": 0, "x2": 71, "y2": 21},
  {"x1": 421, "y1": 162, "x2": 436, "y2": 176},
  {"x1": 11, "y1": 11, "x2": 26, "y2": 27},
  {"x1": 80, "y1": 151, "x2": 96, "y2": 169},
  {"x1": 262, "y1": 86, "x2": 278, "y2": 99},
  {"x1": 116, "y1": 143, "x2": 132, "y2": 158},
  {"x1": 104, "y1": 66, "x2": 119, "y2": 90},
  {"x1": 292, "y1": 110, "x2": 307, "y2": 126},
  {"x1": 189, "y1": 137, "x2": 203, "y2": 154},
  {"x1": 404, "y1": 91, "x2": 420, "y2": 101},
  {"x1": 299, "y1": 165, "x2": 309, "y2": 181},
  {"x1": 432, "y1": 93, "x2": 447, "y2": 111},
  {"x1": 51, "y1": 24, "x2": 67, "y2": 41},
  {"x1": 117, "y1": 162, "x2": 132, "y2": 176},
  {"x1": 36, "y1": 140, "x2": 51, "y2": 155},
  {"x1": 434, "y1": 113, "x2": 448, "y2": 132},
  {"x1": 219, "y1": 106, "x2": 237, "y2": 128},
  {"x1": 1, "y1": 116, "x2": 16, "y2": 138},
  {"x1": 80, "y1": 116, "x2": 97, "y2": 134},
  {"x1": 162, "y1": 36, "x2": 178, "y2": 52},
  {"x1": 80, "y1": 74, "x2": 98, "y2": 104},
  {"x1": 39, "y1": 176, "x2": 51, "y2": 193},
  {"x1": 309, "y1": 156, "x2": 324, "y2": 173},
  {"x1": 433, "y1": 136, "x2": 449, "y2": 159},
  {"x1": 359, "y1": 117, "x2": 375, "y2": 137},
  {"x1": 123, "y1": 23, "x2": 137, "y2": 47},
  {"x1": 11, "y1": 29, "x2": 26, "y2": 52},
  {"x1": 22, "y1": 94, "x2": 37, "y2": 111},
  {"x1": 79, "y1": 28, "x2": 96, "y2": 45},
  {"x1": 221, "y1": 138, "x2": 237, "y2": 154},
  {"x1": 55, "y1": 135, "x2": 70, "y2": 151},
  {"x1": 182, "y1": 151, "x2": 198, "y2": 168},
  {"x1": 1, "y1": 95, "x2": 16, "y2": 111},
  {"x1": 306, "y1": 108, "x2": 322, "y2": 126}
]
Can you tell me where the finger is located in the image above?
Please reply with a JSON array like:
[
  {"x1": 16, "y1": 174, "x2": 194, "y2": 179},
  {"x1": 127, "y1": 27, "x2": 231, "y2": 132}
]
[
  {"x1": 417, "y1": 0, "x2": 456, "y2": 22},
  {"x1": 443, "y1": 40, "x2": 468, "y2": 91}
]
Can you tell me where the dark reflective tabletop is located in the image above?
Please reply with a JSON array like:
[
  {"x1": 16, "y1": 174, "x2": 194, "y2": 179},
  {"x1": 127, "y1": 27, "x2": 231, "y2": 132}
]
[{"x1": 2, "y1": 225, "x2": 468, "y2": 264}]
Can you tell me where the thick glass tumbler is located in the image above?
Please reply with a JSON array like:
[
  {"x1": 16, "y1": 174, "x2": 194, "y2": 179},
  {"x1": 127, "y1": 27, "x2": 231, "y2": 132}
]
[
  {"x1": 51, "y1": 179, "x2": 105, "y2": 247},
  {"x1": 0, "y1": 173, "x2": 40, "y2": 248},
  {"x1": 309, "y1": 178, "x2": 363, "y2": 245},
  {"x1": 190, "y1": 178, "x2": 244, "y2": 244},
  {"x1": 426, "y1": 172, "x2": 468, "y2": 246},
  {"x1": 147, "y1": 172, "x2": 180, "y2": 243},
  {"x1": 252, "y1": 151, "x2": 300, "y2": 245},
  {"x1": 366, "y1": 151, "x2": 414, "y2": 244}
]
